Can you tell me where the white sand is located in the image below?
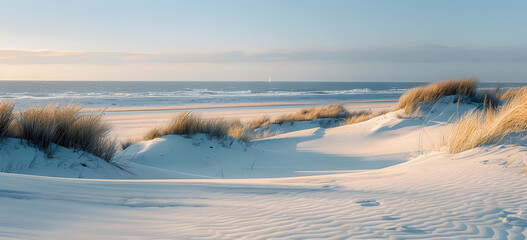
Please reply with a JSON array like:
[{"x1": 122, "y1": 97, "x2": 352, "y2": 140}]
[{"x1": 2, "y1": 98, "x2": 527, "y2": 239}]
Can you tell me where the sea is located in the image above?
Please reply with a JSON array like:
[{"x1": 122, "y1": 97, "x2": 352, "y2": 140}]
[{"x1": 0, "y1": 81, "x2": 525, "y2": 110}]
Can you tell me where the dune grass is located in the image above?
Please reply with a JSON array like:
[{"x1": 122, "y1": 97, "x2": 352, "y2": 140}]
[
  {"x1": 396, "y1": 78, "x2": 478, "y2": 114},
  {"x1": 137, "y1": 104, "x2": 388, "y2": 146},
  {"x1": 246, "y1": 116, "x2": 271, "y2": 129},
  {"x1": 392, "y1": 78, "x2": 527, "y2": 153},
  {"x1": 15, "y1": 105, "x2": 60, "y2": 153},
  {"x1": 344, "y1": 110, "x2": 388, "y2": 125},
  {"x1": 234, "y1": 104, "x2": 353, "y2": 131},
  {"x1": 498, "y1": 87, "x2": 527, "y2": 101},
  {"x1": 143, "y1": 112, "x2": 254, "y2": 142},
  {"x1": 0, "y1": 101, "x2": 15, "y2": 140},
  {"x1": 271, "y1": 104, "x2": 387, "y2": 126},
  {"x1": 227, "y1": 120, "x2": 254, "y2": 142},
  {"x1": 10, "y1": 104, "x2": 117, "y2": 161},
  {"x1": 271, "y1": 104, "x2": 350, "y2": 125},
  {"x1": 120, "y1": 137, "x2": 142, "y2": 150},
  {"x1": 448, "y1": 91, "x2": 527, "y2": 153}
]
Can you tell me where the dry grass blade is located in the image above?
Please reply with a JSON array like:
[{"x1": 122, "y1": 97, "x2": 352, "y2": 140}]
[
  {"x1": 14, "y1": 105, "x2": 59, "y2": 151},
  {"x1": 396, "y1": 78, "x2": 477, "y2": 114},
  {"x1": 246, "y1": 116, "x2": 271, "y2": 129},
  {"x1": 0, "y1": 101, "x2": 15, "y2": 139},
  {"x1": 137, "y1": 104, "x2": 387, "y2": 146},
  {"x1": 344, "y1": 110, "x2": 388, "y2": 125},
  {"x1": 72, "y1": 113, "x2": 117, "y2": 161},
  {"x1": 51, "y1": 103, "x2": 82, "y2": 147},
  {"x1": 120, "y1": 137, "x2": 142, "y2": 150},
  {"x1": 448, "y1": 91, "x2": 527, "y2": 153},
  {"x1": 227, "y1": 120, "x2": 254, "y2": 142},
  {"x1": 272, "y1": 104, "x2": 349, "y2": 124},
  {"x1": 143, "y1": 112, "x2": 254, "y2": 143},
  {"x1": 12, "y1": 104, "x2": 117, "y2": 161},
  {"x1": 499, "y1": 87, "x2": 527, "y2": 101}
]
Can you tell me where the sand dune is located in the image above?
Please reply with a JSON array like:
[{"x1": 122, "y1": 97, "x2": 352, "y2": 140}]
[
  {"x1": 2, "y1": 99, "x2": 527, "y2": 239},
  {"x1": 2, "y1": 139, "x2": 526, "y2": 239},
  {"x1": 104, "y1": 101, "x2": 395, "y2": 139}
]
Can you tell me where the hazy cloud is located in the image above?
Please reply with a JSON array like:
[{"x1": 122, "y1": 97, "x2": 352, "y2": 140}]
[{"x1": 1, "y1": 45, "x2": 527, "y2": 64}]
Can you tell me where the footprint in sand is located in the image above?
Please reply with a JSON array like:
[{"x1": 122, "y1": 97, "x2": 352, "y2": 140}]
[
  {"x1": 356, "y1": 200, "x2": 380, "y2": 207},
  {"x1": 381, "y1": 216, "x2": 400, "y2": 220},
  {"x1": 386, "y1": 226, "x2": 426, "y2": 234},
  {"x1": 500, "y1": 211, "x2": 527, "y2": 227}
]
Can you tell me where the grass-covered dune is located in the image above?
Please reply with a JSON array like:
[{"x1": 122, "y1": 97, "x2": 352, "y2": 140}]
[
  {"x1": 0, "y1": 102, "x2": 117, "y2": 162},
  {"x1": 3, "y1": 78, "x2": 527, "y2": 161},
  {"x1": 143, "y1": 112, "x2": 254, "y2": 143},
  {"x1": 0, "y1": 101, "x2": 387, "y2": 159},
  {"x1": 448, "y1": 88, "x2": 527, "y2": 153},
  {"x1": 128, "y1": 104, "x2": 386, "y2": 147},
  {"x1": 4, "y1": 79, "x2": 527, "y2": 239},
  {"x1": 394, "y1": 78, "x2": 527, "y2": 153},
  {"x1": 396, "y1": 78, "x2": 478, "y2": 114}
]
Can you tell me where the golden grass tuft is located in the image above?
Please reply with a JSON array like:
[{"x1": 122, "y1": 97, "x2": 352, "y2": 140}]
[
  {"x1": 120, "y1": 137, "x2": 142, "y2": 150},
  {"x1": 50, "y1": 103, "x2": 82, "y2": 148},
  {"x1": 143, "y1": 112, "x2": 254, "y2": 142},
  {"x1": 246, "y1": 116, "x2": 271, "y2": 129},
  {"x1": 14, "y1": 105, "x2": 59, "y2": 152},
  {"x1": 11, "y1": 104, "x2": 117, "y2": 161},
  {"x1": 499, "y1": 87, "x2": 527, "y2": 101},
  {"x1": 272, "y1": 104, "x2": 349, "y2": 124},
  {"x1": 0, "y1": 101, "x2": 15, "y2": 140},
  {"x1": 136, "y1": 104, "x2": 391, "y2": 146},
  {"x1": 227, "y1": 120, "x2": 254, "y2": 142},
  {"x1": 71, "y1": 113, "x2": 117, "y2": 162},
  {"x1": 396, "y1": 78, "x2": 477, "y2": 114},
  {"x1": 143, "y1": 127, "x2": 165, "y2": 141},
  {"x1": 448, "y1": 91, "x2": 527, "y2": 153},
  {"x1": 344, "y1": 110, "x2": 388, "y2": 125}
]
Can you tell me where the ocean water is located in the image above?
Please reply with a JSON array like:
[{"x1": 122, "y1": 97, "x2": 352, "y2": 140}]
[{"x1": 0, "y1": 81, "x2": 525, "y2": 109}]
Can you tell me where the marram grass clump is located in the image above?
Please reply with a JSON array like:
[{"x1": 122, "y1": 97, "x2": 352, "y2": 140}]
[
  {"x1": 0, "y1": 101, "x2": 15, "y2": 140},
  {"x1": 344, "y1": 110, "x2": 388, "y2": 125},
  {"x1": 498, "y1": 87, "x2": 527, "y2": 101},
  {"x1": 448, "y1": 91, "x2": 527, "y2": 153},
  {"x1": 137, "y1": 105, "x2": 389, "y2": 146},
  {"x1": 271, "y1": 104, "x2": 350, "y2": 125},
  {"x1": 246, "y1": 116, "x2": 271, "y2": 129},
  {"x1": 9, "y1": 104, "x2": 117, "y2": 161},
  {"x1": 143, "y1": 112, "x2": 254, "y2": 142},
  {"x1": 396, "y1": 78, "x2": 477, "y2": 114},
  {"x1": 393, "y1": 78, "x2": 527, "y2": 153},
  {"x1": 247, "y1": 104, "x2": 384, "y2": 129}
]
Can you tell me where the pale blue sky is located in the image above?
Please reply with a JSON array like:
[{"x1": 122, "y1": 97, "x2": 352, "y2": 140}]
[{"x1": 1, "y1": 0, "x2": 526, "y2": 81}]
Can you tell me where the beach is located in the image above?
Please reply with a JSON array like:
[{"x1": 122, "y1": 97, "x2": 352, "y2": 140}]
[
  {"x1": 3, "y1": 93, "x2": 527, "y2": 238},
  {"x1": 3, "y1": 0, "x2": 526, "y2": 238},
  {"x1": 2, "y1": 80, "x2": 527, "y2": 239}
]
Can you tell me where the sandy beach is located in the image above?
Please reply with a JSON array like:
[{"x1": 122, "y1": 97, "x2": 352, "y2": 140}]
[
  {"x1": 3, "y1": 0, "x2": 525, "y2": 238},
  {"x1": 3, "y1": 92, "x2": 527, "y2": 238}
]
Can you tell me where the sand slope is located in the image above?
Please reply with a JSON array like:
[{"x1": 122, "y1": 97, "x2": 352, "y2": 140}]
[
  {"x1": 1, "y1": 99, "x2": 527, "y2": 239},
  {"x1": 1, "y1": 146, "x2": 526, "y2": 239}
]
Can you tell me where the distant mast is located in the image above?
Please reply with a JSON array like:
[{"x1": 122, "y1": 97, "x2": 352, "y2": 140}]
[{"x1": 268, "y1": 77, "x2": 272, "y2": 83}]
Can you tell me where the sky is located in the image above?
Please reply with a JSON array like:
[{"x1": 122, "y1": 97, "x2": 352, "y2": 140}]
[{"x1": 0, "y1": 0, "x2": 526, "y2": 82}]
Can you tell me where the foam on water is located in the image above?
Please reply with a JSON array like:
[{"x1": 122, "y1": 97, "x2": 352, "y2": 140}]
[{"x1": 0, "y1": 81, "x2": 524, "y2": 109}]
